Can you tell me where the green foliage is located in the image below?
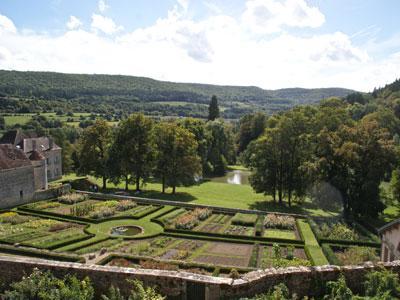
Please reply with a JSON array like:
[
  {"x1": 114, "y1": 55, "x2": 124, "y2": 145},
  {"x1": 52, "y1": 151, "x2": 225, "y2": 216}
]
[
  {"x1": 231, "y1": 213, "x2": 258, "y2": 226},
  {"x1": 237, "y1": 112, "x2": 267, "y2": 153},
  {"x1": 336, "y1": 246, "x2": 379, "y2": 265},
  {"x1": 323, "y1": 274, "x2": 353, "y2": 300},
  {"x1": 208, "y1": 95, "x2": 220, "y2": 121},
  {"x1": 364, "y1": 269, "x2": 400, "y2": 298},
  {"x1": 320, "y1": 223, "x2": 358, "y2": 241},
  {"x1": 264, "y1": 214, "x2": 296, "y2": 230},
  {"x1": 2, "y1": 268, "x2": 94, "y2": 300},
  {"x1": 154, "y1": 122, "x2": 202, "y2": 194}
]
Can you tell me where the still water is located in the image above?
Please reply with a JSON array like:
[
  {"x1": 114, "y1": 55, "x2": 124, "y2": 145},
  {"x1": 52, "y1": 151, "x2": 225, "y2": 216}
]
[{"x1": 209, "y1": 170, "x2": 250, "y2": 185}]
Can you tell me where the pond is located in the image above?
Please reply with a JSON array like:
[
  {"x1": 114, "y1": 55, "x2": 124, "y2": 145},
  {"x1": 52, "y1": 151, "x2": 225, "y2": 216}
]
[
  {"x1": 209, "y1": 169, "x2": 251, "y2": 185},
  {"x1": 111, "y1": 225, "x2": 142, "y2": 236}
]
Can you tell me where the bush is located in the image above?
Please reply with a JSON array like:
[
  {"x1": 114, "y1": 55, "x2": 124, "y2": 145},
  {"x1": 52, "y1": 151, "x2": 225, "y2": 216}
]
[
  {"x1": 70, "y1": 203, "x2": 95, "y2": 217},
  {"x1": 246, "y1": 283, "x2": 290, "y2": 300},
  {"x1": 231, "y1": 213, "x2": 258, "y2": 226},
  {"x1": 229, "y1": 268, "x2": 240, "y2": 279},
  {"x1": 264, "y1": 214, "x2": 295, "y2": 230},
  {"x1": 0, "y1": 212, "x2": 30, "y2": 225},
  {"x1": 320, "y1": 223, "x2": 358, "y2": 240},
  {"x1": 2, "y1": 268, "x2": 94, "y2": 300},
  {"x1": 336, "y1": 246, "x2": 379, "y2": 265},
  {"x1": 115, "y1": 200, "x2": 137, "y2": 212},
  {"x1": 59, "y1": 193, "x2": 88, "y2": 204},
  {"x1": 90, "y1": 207, "x2": 116, "y2": 219},
  {"x1": 364, "y1": 269, "x2": 400, "y2": 298},
  {"x1": 323, "y1": 274, "x2": 353, "y2": 300}
]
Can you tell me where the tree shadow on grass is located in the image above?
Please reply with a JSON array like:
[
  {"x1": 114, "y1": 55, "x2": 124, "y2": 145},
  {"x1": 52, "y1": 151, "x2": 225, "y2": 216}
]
[
  {"x1": 101, "y1": 187, "x2": 197, "y2": 203},
  {"x1": 249, "y1": 200, "x2": 304, "y2": 214}
]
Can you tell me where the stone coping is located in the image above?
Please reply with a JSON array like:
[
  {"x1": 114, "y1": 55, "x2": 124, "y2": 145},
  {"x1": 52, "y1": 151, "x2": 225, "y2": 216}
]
[{"x1": 1, "y1": 255, "x2": 399, "y2": 288}]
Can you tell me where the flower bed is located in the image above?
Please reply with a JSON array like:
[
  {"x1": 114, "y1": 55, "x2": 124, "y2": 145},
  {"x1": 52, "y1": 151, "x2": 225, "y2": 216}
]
[
  {"x1": 174, "y1": 208, "x2": 212, "y2": 230},
  {"x1": 264, "y1": 214, "x2": 296, "y2": 230}
]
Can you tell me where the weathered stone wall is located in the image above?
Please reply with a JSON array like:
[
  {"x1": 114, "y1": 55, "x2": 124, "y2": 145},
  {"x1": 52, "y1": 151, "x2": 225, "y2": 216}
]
[
  {"x1": 33, "y1": 184, "x2": 71, "y2": 202},
  {"x1": 32, "y1": 159, "x2": 47, "y2": 190},
  {"x1": 0, "y1": 256, "x2": 399, "y2": 300},
  {"x1": 0, "y1": 165, "x2": 35, "y2": 208},
  {"x1": 44, "y1": 148, "x2": 62, "y2": 181}
]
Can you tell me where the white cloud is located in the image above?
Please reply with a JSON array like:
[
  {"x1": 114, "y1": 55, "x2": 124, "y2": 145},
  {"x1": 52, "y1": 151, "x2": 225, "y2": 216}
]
[
  {"x1": 0, "y1": 2, "x2": 398, "y2": 92},
  {"x1": 98, "y1": 0, "x2": 109, "y2": 13},
  {"x1": 0, "y1": 14, "x2": 17, "y2": 34},
  {"x1": 66, "y1": 16, "x2": 82, "y2": 30},
  {"x1": 91, "y1": 14, "x2": 123, "y2": 34},
  {"x1": 242, "y1": 0, "x2": 325, "y2": 34}
]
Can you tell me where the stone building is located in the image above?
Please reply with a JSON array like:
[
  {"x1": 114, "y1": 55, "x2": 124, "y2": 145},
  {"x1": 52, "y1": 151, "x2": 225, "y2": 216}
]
[
  {"x1": 0, "y1": 130, "x2": 62, "y2": 208},
  {"x1": 0, "y1": 130, "x2": 62, "y2": 181},
  {"x1": 379, "y1": 219, "x2": 400, "y2": 262},
  {"x1": 0, "y1": 144, "x2": 36, "y2": 208}
]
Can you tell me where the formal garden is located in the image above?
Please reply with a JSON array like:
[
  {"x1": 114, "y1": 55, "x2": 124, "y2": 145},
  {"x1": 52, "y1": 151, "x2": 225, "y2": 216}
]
[{"x1": 0, "y1": 192, "x2": 382, "y2": 278}]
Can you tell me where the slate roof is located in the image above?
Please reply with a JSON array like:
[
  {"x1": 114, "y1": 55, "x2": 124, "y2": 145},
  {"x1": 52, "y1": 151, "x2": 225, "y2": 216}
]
[
  {"x1": 378, "y1": 218, "x2": 400, "y2": 234},
  {"x1": 0, "y1": 144, "x2": 32, "y2": 170},
  {"x1": 0, "y1": 129, "x2": 60, "y2": 151},
  {"x1": 29, "y1": 150, "x2": 45, "y2": 161}
]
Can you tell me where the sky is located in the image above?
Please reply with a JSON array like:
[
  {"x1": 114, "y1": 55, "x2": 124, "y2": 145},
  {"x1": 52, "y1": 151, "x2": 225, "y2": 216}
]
[{"x1": 0, "y1": 0, "x2": 399, "y2": 92}]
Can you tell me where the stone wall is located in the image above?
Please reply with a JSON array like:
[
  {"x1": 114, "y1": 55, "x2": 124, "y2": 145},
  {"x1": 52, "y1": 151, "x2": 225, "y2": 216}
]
[
  {"x1": 32, "y1": 159, "x2": 47, "y2": 190},
  {"x1": 44, "y1": 148, "x2": 62, "y2": 181},
  {"x1": 33, "y1": 184, "x2": 71, "y2": 202},
  {"x1": 0, "y1": 255, "x2": 399, "y2": 300},
  {"x1": 0, "y1": 165, "x2": 35, "y2": 208}
]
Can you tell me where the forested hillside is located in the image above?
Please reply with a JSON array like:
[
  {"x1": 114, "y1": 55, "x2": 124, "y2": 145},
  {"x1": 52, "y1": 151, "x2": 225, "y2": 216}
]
[{"x1": 0, "y1": 70, "x2": 354, "y2": 119}]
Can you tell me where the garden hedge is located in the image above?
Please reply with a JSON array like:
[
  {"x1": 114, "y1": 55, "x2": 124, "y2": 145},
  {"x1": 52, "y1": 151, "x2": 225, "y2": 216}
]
[
  {"x1": 0, "y1": 243, "x2": 84, "y2": 263},
  {"x1": 321, "y1": 244, "x2": 341, "y2": 266},
  {"x1": 165, "y1": 228, "x2": 305, "y2": 245}
]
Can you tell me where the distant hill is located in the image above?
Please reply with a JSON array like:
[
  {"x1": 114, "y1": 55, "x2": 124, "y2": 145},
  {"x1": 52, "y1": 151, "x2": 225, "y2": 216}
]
[{"x1": 0, "y1": 70, "x2": 355, "y2": 119}]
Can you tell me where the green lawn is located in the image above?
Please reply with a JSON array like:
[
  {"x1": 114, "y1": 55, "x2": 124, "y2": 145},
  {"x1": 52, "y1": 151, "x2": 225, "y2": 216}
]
[
  {"x1": 263, "y1": 229, "x2": 296, "y2": 240},
  {"x1": 58, "y1": 173, "x2": 341, "y2": 217}
]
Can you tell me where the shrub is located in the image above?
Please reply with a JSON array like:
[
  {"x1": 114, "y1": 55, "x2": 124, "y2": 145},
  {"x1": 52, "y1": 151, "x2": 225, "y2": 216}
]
[
  {"x1": 115, "y1": 200, "x2": 137, "y2": 212},
  {"x1": 0, "y1": 212, "x2": 30, "y2": 225},
  {"x1": 250, "y1": 283, "x2": 290, "y2": 300},
  {"x1": 364, "y1": 269, "x2": 400, "y2": 298},
  {"x1": 49, "y1": 222, "x2": 76, "y2": 232},
  {"x1": 264, "y1": 214, "x2": 295, "y2": 230},
  {"x1": 229, "y1": 268, "x2": 240, "y2": 279},
  {"x1": 192, "y1": 208, "x2": 212, "y2": 221},
  {"x1": 320, "y1": 223, "x2": 358, "y2": 240},
  {"x1": 323, "y1": 274, "x2": 353, "y2": 300},
  {"x1": 89, "y1": 207, "x2": 115, "y2": 219},
  {"x1": 336, "y1": 246, "x2": 379, "y2": 265},
  {"x1": 231, "y1": 213, "x2": 258, "y2": 226},
  {"x1": 272, "y1": 243, "x2": 281, "y2": 260},
  {"x1": 59, "y1": 193, "x2": 88, "y2": 204},
  {"x1": 2, "y1": 268, "x2": 94, "y2": 300},
  {"x1": 97, "y1": 201, "x2": 119, "y2": 208},
  {"x1": 70, "y1": 203, "x2": 95, "y2": 217}
]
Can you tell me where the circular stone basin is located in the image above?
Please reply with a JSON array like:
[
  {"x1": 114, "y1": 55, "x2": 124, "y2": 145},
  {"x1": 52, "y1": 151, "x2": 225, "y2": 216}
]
[{"x1": 111, "y1": 225, "x2": 142, "y2": 236}]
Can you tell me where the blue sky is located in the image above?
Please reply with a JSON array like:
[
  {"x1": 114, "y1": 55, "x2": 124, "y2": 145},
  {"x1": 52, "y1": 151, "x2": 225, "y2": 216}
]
[{"x1": 0, "y1": 0, "x2": 399, "y2": 91}]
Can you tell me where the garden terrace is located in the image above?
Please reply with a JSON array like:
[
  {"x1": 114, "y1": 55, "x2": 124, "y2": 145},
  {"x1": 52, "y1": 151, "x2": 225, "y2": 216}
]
[{"x1": 0, "y1": 191, "x2": 381, "y2": 278}]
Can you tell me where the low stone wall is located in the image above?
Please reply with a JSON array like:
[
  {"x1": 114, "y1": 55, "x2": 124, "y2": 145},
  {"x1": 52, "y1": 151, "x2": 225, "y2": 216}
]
[
  {"x1": 33, "y1": 184, "x2": 71, "y2": 202},
  {"x1": 0, "y1": 255, "x2": 399, "y2": 299}
]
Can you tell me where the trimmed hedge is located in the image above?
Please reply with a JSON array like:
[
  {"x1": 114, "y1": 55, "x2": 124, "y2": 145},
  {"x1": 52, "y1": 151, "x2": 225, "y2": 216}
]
[
  {"x1": 305, "y1": 245, "x2": 329, "y2": 266},
  {"x1": 231, "y1": 213, "x2": 258, "y2": 226},
  {"x1": 0, "y1": 243, "x2": 84, "y2": 263},
  {"x1": 131, "y1": 205, "x2": 162, "y2": 219},
  {"x1": 321, "y1": 244, "x2": 340, "y2": 266},
  {"x1": 17, "y1": 207, "x2": 92, "y2": 224},
  {"x1": 248, "y1": 243, "x2": 260, "y2": 268},
  {"x1": 165, "y1": 228, "x2": 305, "y2": 245}
]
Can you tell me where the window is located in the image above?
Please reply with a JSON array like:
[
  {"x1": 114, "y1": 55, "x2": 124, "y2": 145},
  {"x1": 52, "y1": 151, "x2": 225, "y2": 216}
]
[{"x1": 19, "y1": 190, "x2": 23, "y2": 200}]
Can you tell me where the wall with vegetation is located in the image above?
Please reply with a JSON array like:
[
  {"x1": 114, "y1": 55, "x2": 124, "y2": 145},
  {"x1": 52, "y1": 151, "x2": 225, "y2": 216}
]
[{"x1": 0, "y1": 255, "x2": 399, "y2": 300}]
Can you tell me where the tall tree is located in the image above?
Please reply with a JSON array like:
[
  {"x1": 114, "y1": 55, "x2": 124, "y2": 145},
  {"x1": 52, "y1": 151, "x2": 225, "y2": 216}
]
[
  {"x1": 178, "y1": 118, "x2": 211, "y2": 176},
  {"x1": 237, "y1": 112, "x2": 267, "y2": 153},
  {"x1": 315, "y1": 120, "x2": 396, "y2": 217},
  {"x1": 115, "y1": 114, "x2": 155, "y2": 191},
  {"x1": 0, "y1": 116, "x2": 5, "y2": 130},
  {"x1": 77, "y1": 120, "x2": 112, "y2": 189},
  {"x1": 205, "y1": 120, "x2": 236, "y2": 176},
  {"x1": 208, "y1": 95, "x2": 220, "y2": 121},
  {"x1": 154, "y1": 123, "x2": 201, "y2": 194},
  {"x1": 245, "y1": 108, "x2": 313, "y2": 206}
]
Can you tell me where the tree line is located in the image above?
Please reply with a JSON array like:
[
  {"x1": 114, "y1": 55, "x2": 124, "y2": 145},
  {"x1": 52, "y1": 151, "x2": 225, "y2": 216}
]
[{"x1": 76, "y1": 100, "x2": 236, "y2": 193}]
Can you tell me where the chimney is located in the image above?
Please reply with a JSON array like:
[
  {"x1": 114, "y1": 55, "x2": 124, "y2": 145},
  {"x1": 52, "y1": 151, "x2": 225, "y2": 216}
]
[{"x1": 49, "y1": 138, "x2": 54, "y2": 149}]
